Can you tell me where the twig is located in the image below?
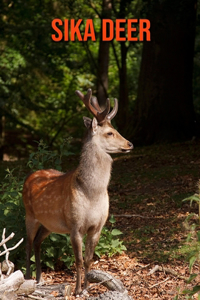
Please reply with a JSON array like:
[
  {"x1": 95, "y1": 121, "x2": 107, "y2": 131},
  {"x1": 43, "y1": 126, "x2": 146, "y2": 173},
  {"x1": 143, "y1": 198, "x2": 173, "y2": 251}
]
[
  {"x1": 131, "y1": 263, "x2": 152, "y2": 275},
  {"x1": 28, "y1": 295, "x2": 43, "y2": 300},
  {"x1": 150, "y1": 277, "x2": 170, "y2": 289},
  {"x1": 113, "y1": 214, "x2": 153, "y2": 219},
  {"x1": 148, "y1": 264, "x2": 159, "y2": 275}
]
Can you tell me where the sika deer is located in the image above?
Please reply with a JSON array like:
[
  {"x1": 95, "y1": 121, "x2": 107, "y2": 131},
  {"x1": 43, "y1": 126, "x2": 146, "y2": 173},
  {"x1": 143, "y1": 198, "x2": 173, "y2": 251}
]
[{"x1": 23, "y1": 89, "x2": 133, "y2": 295}]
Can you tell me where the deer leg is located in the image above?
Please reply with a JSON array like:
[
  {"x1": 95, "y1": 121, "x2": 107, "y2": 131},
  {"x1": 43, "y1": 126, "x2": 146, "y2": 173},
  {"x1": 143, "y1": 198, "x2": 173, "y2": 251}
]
[
  {"x1": 33, "y1": 225, "x2": 51, "y2": 282},
  {"x1": 70, "y1": 232, "x2": 83, "y2": 295},
  {"x1": 25, "y1": 216, "x2": 40, "y2": 279},
  {"x1": 84, "y1": 231, "x2": 101, "y2": 289}
]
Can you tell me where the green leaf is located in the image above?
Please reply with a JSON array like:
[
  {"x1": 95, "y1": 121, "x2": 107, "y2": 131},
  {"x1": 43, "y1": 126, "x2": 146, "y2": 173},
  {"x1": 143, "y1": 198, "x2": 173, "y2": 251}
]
[
  {"x1": 186, "y1": 232, "x2": 192, "y2": 242},
  {"x1": 197, "y1": 231, "x2": 200, "y2": 242},
  {"x1": 111, "y1": 239, "x2": 120, "y2": 248},
  {"x1": 192, "y1": 285, "x2": 200, "y2": 294},
  {"x1": 45, "y1": 260, "x2": 55, "y2": 270},
  {"x1": 50, "y1": 234, "x2": 59, "y2": 242},
  {"x1": 46, "y1": 247, "x2": 56, "y2": 257},
  {"x1": 9, "y1": 191, "x2": 19, "y2": 197},
  {"x1": 30, "y1": 255, "x2": 35, "y2": 262},
  {"x1": 111, "y1": 229, "x2": 123, "y2": 236},
  {"x1": 187, "y1": 273, "x2": 197, "y2": 283},
  {"x1": 183, "y1": 195, "x2": 200, "y2": 202},
  {"x1": 109, "y1": 215, "x2": 116, "y2": 224},
  {"x1": 94, "y1": 250, "x2": 101, "y2": 258},
  {"x1": 189, "y1": 256, "x2": 196, "y2": 272}
]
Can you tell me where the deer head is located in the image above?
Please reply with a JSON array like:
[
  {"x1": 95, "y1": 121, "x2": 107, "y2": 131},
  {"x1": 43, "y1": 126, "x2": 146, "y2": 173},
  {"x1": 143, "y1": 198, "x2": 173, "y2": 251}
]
[{"x1": 75, "y1": 89, "x2": 133, "y2": 153}]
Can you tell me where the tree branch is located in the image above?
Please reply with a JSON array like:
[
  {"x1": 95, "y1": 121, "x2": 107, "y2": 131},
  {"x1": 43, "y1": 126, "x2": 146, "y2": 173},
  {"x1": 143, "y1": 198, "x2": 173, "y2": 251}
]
[{"x1": 111, "y1": 41, "x2": 121, "y2": 71}]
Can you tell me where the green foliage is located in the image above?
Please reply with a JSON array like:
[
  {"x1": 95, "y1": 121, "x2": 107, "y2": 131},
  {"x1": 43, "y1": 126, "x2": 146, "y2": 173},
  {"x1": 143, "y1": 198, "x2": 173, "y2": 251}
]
[
  {"x1": 94, "y1": 215, "x2": 127, "y2": 258},
  {"x1": 174, "y1": 184, "x2": 200, "y2": 299},
  {"x1": 27, "y1": 139, "x2": 73, "y2": 171},
  {"x1": 0, "y1": 0, "x2": 142, "y2": 155},
  {"x1": 0, "y1": 168, "x2": 26, "y2": 269},
  {"x1": 0, "y1": 140, "x2": 126, "y2": 276}
]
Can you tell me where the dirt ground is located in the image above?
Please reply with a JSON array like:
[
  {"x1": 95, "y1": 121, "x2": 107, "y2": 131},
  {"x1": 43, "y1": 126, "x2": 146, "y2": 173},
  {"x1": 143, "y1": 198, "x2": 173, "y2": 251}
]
[{"x1": 27, "y1": 140, "x2": 200, "y2": 299}]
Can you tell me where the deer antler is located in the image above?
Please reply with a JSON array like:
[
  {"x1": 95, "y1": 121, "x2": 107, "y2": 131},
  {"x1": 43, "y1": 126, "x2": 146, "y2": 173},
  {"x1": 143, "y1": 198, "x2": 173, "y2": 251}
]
[
  {"x1": 107, "y1": 98, "x2": 118, "y2": 121},
  {"x1": 91, "y1": 96, "x2": 102, "y2": 112},
  {"x1": 91, "y1": 96, "x2": 118, "y2": 122},
  {"x1": 76, "y1": 89, "x2": 110, "y2": 124},
  {"x1": 76, "y1": 89, "x2": 118, "y2": 124}
]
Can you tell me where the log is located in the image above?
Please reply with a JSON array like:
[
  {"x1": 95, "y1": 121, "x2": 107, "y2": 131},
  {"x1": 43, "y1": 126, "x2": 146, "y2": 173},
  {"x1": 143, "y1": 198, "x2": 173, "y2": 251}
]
[
  {"x1": 1, "y1": 290, "x2": 17, "y2": 300},
  {"x1": 86, "y1": 270, "x2": 133, "y2": 300},
  {"x1": 86, "y1": 270, "x2": 126, "y2": 293},
  {"x1": 0, "y1": 270, "x2": 24, "y2": 293},
  {"x1": 17, "y1": 279, "x2": 36, "y2": 295}
]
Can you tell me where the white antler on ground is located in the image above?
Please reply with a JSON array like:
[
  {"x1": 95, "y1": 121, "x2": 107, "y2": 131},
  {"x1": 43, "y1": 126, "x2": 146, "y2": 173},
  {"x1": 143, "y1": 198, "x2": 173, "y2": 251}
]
[
  {"x1": 0, "y1": 228, "x2": 35, "y2": 299},
  {"x1": 0, "y1": 228, "x2": 23, "y2": 279}
]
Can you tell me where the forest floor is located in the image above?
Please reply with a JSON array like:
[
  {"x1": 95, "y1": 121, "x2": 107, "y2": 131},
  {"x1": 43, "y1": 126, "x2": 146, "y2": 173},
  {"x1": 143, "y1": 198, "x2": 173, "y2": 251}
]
[
  {"x1": 2, "y1": 140, "x2": 200, "y2": 299},
  {"x1": 39, "y1": 140, "x2": 200, "y2": 300}
]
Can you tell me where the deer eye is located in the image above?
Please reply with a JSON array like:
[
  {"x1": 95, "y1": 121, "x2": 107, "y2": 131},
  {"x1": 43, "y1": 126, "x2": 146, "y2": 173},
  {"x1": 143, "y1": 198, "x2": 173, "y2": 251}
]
[{"x1": 107, "y1": 132, "x2": 114, "y2": 136}]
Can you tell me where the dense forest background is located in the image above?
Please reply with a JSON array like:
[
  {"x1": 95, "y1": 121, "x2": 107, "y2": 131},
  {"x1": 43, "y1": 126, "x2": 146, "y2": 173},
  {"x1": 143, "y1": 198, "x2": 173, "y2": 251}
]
[{"x1": 0, "y1": 0, "x2": 199, "y2": 160}]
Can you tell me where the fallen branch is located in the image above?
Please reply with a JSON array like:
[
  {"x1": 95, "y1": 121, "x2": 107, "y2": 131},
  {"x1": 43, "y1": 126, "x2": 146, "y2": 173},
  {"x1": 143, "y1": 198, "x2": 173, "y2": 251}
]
[
  {"x1": 17, "y1": 280, "x2": 36, "y2": 295},
  {"x1": 86, "y1": 270, "x2": 126, "y2": 293},
  {"x1": 28, "y1": 295, "x2": 43, "y2": 300},
  {"x1": 0, "y1": 270, "x2": 24, "y2": 293},
  {"x1": 148, "y1": 264, "x2": 160, "y2": 275},
  {"x1": 113, "y1": 214, "x2": 153, "y2": 219},
  {"x1": 132, "y1": 263, "x2": 151, "y2": 274},
  {"x1": 150, "y1": 277, "x2": 170, "y2": 289},
  {"x1": 148, "y1": 265, "x2": 189, "y2": 281}
]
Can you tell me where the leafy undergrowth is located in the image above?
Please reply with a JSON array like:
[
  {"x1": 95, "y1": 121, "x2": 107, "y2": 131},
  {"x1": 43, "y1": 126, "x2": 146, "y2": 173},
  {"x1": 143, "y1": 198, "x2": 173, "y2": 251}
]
[{"x1": 2, "y1": 140, "x2": 200, "y2": 299}]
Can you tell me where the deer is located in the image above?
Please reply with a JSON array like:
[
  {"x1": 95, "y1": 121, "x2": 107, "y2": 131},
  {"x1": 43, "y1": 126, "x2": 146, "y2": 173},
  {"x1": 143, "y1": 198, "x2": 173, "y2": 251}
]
[{"x1": 22, "y1": 88, "x2": 133, "y2": 295}]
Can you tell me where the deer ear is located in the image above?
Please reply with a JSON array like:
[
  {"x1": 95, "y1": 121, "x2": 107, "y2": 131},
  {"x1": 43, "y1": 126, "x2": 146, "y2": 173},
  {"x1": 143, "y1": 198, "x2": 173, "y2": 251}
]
[
  {"x1": 83, "y1": 116, "x2": 92, "y2": 129},
  {"x1": 91, "y1": 117, "x2": 98, "y2": 135},
  {"x1": 83, "y1": 117, "x2": 98, "y2": 135}
]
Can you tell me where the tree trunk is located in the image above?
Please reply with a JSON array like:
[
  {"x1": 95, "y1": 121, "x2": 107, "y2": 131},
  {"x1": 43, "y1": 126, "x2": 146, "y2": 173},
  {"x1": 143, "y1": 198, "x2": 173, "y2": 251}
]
[
  {"x1": 117, "y1": 41, "x2": 129, "y2": 131},
  {"x1": 96, "y1": 0, "x2": 111, "y2": 107},
  {"x1": 0, "y1": 115, "x2": 5, "y2": 161},
  {"x1": 115, "y1": 0, "x2": 131, "y2": 131},
  {"x1": 132, "y1": 0, "x2": 197, "y2": 144}
]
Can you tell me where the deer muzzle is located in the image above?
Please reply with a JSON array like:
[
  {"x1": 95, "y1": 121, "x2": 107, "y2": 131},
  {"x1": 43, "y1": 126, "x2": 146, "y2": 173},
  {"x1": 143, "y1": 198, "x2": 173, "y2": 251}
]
[{"x1": 121, "y1": 141, "x2": 134, "y2": 153}]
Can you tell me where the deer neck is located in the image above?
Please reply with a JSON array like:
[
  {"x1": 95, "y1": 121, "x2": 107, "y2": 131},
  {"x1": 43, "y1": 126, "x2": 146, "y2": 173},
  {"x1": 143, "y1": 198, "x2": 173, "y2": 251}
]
[{"x1": 76, "y1": 140, "x2": 112, "y2": 194}]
